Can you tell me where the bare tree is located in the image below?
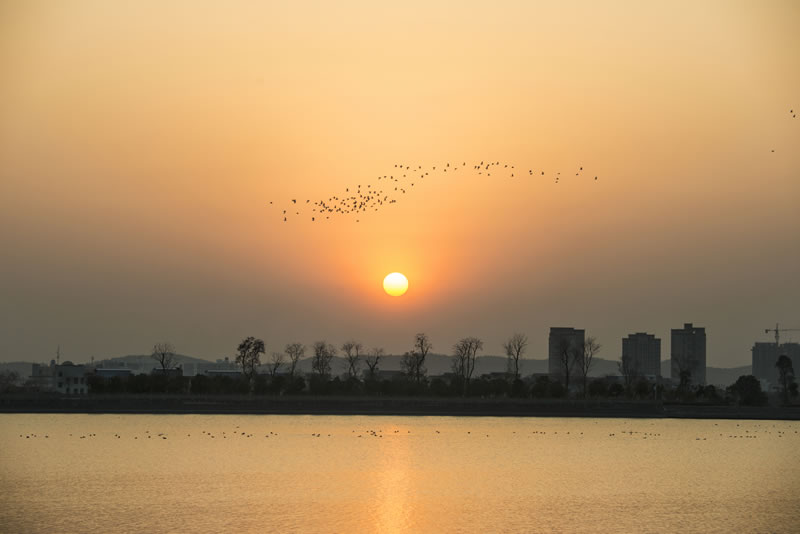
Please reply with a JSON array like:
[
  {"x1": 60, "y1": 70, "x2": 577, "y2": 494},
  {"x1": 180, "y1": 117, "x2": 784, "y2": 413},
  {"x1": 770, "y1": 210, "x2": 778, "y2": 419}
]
[
  {"x1": 776, "y1": 355, "x2": 795, "y2": 405},
  {"x1": 365, "y1": 347, "x2": 384, "y2": 380},
  {"x1": 285, "y1": 342, "x2": 305, "y2": 379},
  {"x1": 267, "y1": 351, "x2": 284, "y2": 379},
  {"x1": 353, "y1": 342, "x2": 364, "y2": 379},
  {"x1": 557, "y1": 337, "x2": 579, "y2": 393},
  {"x1": 401, "y1": 333, "x2": 432, "y2": 383},
  {"x1": 576, "y1": 336, "x2": 601, "y2": 398},
  {"x1": 618, "y1": 350, "x2": 639, "y2": 395},
  {"x1": 312, "y1": 341, "x2": 336, "y2": 378},
  {"x1": 236, "y1": 337, "x2": 265, "y2": 384},
  {"x1": 452, "y1": 336, "x2": 483, "y2": 396},
  {"x1": 341, "y1": 340, "x2": 363, "y2": 380},
  {"x1": 151, "y1": 342, "x2": 176, "y2": 374},
  {"x1": 400, "y1": 352, "x2": 415, "y2": 380},
  {"x1": 672, "y1": 350, "x2": 693, "y2": 391},
  {"x1": 503, "y1": 333, "x2": 528, "y2": 380}
]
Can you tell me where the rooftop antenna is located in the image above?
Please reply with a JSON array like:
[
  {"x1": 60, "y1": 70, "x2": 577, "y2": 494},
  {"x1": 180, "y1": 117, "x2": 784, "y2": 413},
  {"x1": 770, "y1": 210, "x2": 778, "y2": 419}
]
[{"x1": 56, "y1": 345, "x2": 61, "y2": 365}]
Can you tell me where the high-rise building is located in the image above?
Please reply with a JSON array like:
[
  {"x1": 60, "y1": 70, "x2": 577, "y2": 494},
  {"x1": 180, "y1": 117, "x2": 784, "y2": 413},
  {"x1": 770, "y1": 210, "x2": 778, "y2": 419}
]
[
  {"x1": 622, "y1": 333, "x2": 661, "y2": 378},
  {"x1": 670, "y1": 323, "x2": 706, "y2": 386},
  {"x1": 548, "y1": 327, "x2": 585, "y2": 384},
  {"x1": 752, "y1": 342, "x2": 800, "y2": 386}
]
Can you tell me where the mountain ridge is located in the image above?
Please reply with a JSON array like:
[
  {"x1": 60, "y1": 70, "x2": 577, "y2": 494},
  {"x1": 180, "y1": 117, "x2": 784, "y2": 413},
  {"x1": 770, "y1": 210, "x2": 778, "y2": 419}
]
[{"x1": 1, "y1": 354, "x2": 752, "y2": 386}]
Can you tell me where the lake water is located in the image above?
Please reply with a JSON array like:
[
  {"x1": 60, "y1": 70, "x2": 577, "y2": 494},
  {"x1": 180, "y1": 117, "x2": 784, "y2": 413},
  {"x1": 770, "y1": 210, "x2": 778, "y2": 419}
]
[{"x1": 1, "y1": 414, "x2": 798, "y2": 533}]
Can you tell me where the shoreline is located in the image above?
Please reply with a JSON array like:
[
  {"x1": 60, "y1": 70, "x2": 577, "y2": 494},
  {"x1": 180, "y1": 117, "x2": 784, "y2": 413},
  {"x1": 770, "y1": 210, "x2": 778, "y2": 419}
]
[{"x1": 1, "y1": 394, "x2": 798, "y2": 420}]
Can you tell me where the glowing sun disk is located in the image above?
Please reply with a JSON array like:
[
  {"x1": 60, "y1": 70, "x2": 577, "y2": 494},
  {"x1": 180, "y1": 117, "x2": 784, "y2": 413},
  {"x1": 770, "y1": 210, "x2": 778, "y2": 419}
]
[{"x1": 383, "y1": 272, "x2": 408, "y2": 296}]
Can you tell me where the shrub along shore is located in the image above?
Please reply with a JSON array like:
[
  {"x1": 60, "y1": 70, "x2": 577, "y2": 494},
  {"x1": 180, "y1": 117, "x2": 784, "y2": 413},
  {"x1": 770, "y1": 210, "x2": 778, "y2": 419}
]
[{"x1": 1, "y1": 394, "x2": 798, "y2": 420}]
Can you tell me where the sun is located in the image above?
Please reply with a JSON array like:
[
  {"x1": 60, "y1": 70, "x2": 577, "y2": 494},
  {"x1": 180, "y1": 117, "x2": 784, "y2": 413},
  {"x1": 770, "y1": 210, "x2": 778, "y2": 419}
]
[{"x1": 383, "y1": 272, "x2": 408, "y2": 297}]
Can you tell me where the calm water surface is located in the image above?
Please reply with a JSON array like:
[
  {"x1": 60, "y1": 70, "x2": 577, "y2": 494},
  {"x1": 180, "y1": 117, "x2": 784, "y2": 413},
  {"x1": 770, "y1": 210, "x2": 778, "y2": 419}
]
[{"x1": 1, "y1": 414, "x2": 798, "y2": 533}]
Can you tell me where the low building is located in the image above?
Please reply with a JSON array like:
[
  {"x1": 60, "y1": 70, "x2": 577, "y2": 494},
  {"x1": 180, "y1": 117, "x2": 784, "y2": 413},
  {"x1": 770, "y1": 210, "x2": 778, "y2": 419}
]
[
  {"x1": 151, "y1": 367, "x2": 184, "y2": 378},
  {"x1": 94, "y1": 368, "x2": 134, "y2": 379},
  {"x1": 189, "y1": 357, "x2": 240, "y2": 376},
  {"x1": 31, "y1": 360, "x2": 88, "y2": 395},
  {"x1": 481, "y1": 372, "x2": 511, "y2": 381},
  {"x1": 205, "y1": 369, "x2": 244, "y2": 379}
]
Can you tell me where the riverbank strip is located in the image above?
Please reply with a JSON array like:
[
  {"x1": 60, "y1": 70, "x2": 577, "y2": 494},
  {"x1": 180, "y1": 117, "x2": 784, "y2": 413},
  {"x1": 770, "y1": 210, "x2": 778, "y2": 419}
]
[{"x1": 1, "y1": 394, "x2": 798, "y2": 420}]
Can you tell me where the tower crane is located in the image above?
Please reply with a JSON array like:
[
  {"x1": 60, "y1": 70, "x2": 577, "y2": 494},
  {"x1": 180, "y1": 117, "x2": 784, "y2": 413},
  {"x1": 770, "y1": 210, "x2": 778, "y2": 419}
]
[{"x1": 765, "y1": 323, "x2": 800, "y2": 347}]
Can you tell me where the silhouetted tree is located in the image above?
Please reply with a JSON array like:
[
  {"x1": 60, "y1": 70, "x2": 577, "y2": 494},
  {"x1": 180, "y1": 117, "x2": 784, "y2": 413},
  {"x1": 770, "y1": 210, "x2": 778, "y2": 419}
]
[
  {"x1": 634, "y1": 378, "x2": 651, "y2": 399},
  {"x1": 285, "y1": 376, "x2": 306, "y2": 395},
  {"x1": 678, "y1": 369, "x2": 692, "y2": 391},
  {"x1": 267, "y1": 351, "x2": 284, "y2": 379},
  {"x1": 400, "y1": 352, "x2": 414, "y2": 380},
  {"x1": 402, "y1": 333, "x2": 432, "y2": 383},
  {"x1": 151, "y1": 342, "x2": 176, "y2": 375},
  {"x1": 556, "y1": 337, "x2": 579, "y2": 394},
  {"x1": 608, "y1": 383, "x2": 625, "y2": 398},
  {"x1": 548, "y1": 380, "x2": 566, "y2": 398},
  {"x1": 429, "y1": 377, "x2": 452, "y2": 396},
  {"x1": 253, "y1": 373, "x2": 271, "y2": 395},
  {"x1": 618, "y1": 350, "x2": 639, "y2": 396},
  {"x1": 673, "y1": 350, "x2": 694, "y2": 390},
  {"x1": 452, "y1": 336, "x2": 483, "y2": 396},
  {"x1": 0, "y1": 370, "x2": 20, "y2": 393},
  {"x1": 588, "y1": 378, "x2": 608, "y2": 398},
  {"x1": 312, "y1": 341, "x2": 336, "y2": 378},
  {"x1": 365, "y1": 347, "x2": 383, "y2": 381},
  {"x1": 503, "y1": 333, "x2": 528, "y2": 381},
  {"x1": 236, "y1": 337, "x2": 265, "y2": 386},
  {"x1": 511, "y1": 378, "x2": 527, "y2": 398},
  {"x1": 341, "y1": 340, "x2": 363, "y2": 380},
  {"x1": 285, "y1": 342, "x2": 305, "y2": 379},
  {"x1": 576, "y1": 336, "x2": 600, "y2": 398},
  {"x1": 700, "y1": 384, "x2": 721, "y2": 403},
  {"x1": 726, "y1": 375, "x2": 767, "y2": 406},
  {"x1": 531, "y1": 376, "x2": 551, "y2": 398},
  {"x1": 776, "y1": 355, "x2": 794, "y2": 405}
]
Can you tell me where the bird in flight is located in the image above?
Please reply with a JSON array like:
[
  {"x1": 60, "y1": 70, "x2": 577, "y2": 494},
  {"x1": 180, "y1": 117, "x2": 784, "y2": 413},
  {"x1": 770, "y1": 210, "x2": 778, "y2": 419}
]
[{"x1": 272, "y1": 158, "x2": 599, "y2": 223}]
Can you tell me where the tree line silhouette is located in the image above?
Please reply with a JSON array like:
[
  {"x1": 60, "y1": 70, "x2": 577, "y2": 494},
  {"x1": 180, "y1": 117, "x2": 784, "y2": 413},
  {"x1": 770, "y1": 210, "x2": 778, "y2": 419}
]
[{"x1": 75, "y1": 333, "x2": 799, "y2": 406}]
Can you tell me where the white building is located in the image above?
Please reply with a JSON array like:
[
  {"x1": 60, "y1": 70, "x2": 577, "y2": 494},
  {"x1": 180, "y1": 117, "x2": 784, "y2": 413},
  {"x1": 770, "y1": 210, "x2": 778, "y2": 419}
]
[{"x1": 31, "y1": 360, "x2": 88, "y2": 395}]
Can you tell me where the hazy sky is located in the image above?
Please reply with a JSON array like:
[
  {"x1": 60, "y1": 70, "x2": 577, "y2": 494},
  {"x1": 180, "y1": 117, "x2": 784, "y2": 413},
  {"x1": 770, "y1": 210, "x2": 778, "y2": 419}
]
[{"x1": 1, "y1": 1, "x2": 798, "y2": 366}]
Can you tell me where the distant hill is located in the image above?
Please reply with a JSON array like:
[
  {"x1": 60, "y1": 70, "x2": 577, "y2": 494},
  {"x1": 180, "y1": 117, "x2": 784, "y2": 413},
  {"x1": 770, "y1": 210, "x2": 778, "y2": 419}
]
[
  {"x1": 91, "y1": 353, "x2": 215, "y2": 373},
  {"x1": 2, "y1": 353, "x2": 751, "y2": 387},
  {"x1": 659, "y1": 360, "x2": 751, "y2": 387},
  {"x1": 296, "y1": 354, "x2": 626, "y2": 379},
  {"x1": 293, "y1": 354, "x2": 749, "y2": 386},
  {"x1": 707, "y1": 365, "x2": 752, "y2": 387}
]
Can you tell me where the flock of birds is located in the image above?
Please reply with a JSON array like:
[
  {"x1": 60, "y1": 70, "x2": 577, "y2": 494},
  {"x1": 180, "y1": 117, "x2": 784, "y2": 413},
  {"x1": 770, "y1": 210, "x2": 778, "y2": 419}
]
[
  {"x1": 269, "y1": 159, "x2": 599, "y2": 223},
  {"x1": 270, "y1": 107, "x2": 796, "y2": 222},
  {"x1": 14, "y1": 422, "x2": 799, "y2": 442}
]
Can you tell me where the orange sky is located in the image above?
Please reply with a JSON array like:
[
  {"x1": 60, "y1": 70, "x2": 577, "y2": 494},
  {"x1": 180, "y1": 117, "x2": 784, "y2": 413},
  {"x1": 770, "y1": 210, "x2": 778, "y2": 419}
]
[{"x1": 1, "y1": 0, "x2": 798, "y2": 366}]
